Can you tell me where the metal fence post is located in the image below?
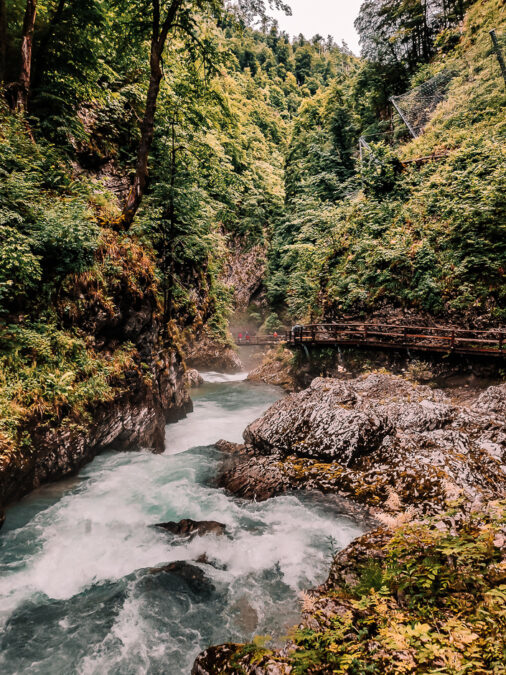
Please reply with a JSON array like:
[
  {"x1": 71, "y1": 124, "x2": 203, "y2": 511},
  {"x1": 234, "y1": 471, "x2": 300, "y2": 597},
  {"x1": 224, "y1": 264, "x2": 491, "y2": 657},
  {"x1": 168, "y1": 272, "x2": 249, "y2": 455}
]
[
  {"x1": 490, "y1": 29, "x2": 506, "y2": 86},
  {"x1": 390, "y1": 96, "x2": 418, "y2": 138}
]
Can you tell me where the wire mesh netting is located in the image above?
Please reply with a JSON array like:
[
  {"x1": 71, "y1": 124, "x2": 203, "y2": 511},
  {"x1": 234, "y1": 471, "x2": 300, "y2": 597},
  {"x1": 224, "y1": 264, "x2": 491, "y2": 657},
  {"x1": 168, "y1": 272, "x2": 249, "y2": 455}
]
[
  {"x1": 390, "y1": 68, "x2": 457, "y2": 138},
  {"x1": 358, "y1": 29, "x2": 504, "y2": 165}
]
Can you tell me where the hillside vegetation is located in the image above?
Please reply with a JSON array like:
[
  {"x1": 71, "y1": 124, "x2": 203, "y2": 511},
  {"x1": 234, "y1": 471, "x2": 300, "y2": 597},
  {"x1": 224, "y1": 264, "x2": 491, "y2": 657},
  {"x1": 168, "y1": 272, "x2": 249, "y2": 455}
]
[
  {"x1": 267, "y1": 0, "x2": 506, "y2": 325},
  {"x1": 0, "y1": 1, "x2": 353, "y2": 462},
  {"x1": 0, "y1": 0, "x2": 505, "y2": 465}
]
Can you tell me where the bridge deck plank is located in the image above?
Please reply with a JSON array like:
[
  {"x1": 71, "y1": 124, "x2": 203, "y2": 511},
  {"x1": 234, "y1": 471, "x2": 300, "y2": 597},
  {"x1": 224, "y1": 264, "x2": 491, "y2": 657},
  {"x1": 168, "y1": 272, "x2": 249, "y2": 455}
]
[{"x1": 282, "y1": 323, "x2": 505, "y2": 359}]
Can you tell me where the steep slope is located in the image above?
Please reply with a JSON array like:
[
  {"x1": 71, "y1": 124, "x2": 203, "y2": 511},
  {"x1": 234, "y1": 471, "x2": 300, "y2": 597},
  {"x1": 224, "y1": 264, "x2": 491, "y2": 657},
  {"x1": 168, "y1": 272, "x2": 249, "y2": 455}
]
[{"x1": 268, "y1": 0, "x2": 506, "y2": 326}]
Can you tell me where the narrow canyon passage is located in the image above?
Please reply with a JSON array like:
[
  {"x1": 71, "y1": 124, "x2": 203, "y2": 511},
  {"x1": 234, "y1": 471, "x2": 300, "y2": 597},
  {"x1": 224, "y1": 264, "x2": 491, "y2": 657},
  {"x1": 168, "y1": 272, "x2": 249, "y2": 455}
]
[{"x1": 0, "y1": 370, "x2": 364, "y2": 674}]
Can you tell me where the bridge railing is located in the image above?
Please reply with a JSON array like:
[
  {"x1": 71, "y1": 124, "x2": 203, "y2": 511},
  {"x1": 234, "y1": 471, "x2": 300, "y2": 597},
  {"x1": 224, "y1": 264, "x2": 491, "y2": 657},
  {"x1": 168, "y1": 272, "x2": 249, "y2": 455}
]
[
  {"x1": 286, "y1": 323, "x2": 505, "y2": 356},
  {"x1": 235, "y1": 335, "x2": 285, "y2": 346}
]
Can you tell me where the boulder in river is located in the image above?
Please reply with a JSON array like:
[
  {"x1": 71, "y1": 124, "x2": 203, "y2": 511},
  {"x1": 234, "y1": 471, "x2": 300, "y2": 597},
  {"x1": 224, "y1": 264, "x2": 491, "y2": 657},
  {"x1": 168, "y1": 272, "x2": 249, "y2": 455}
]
[
  {"x1": 155, "y1": 519, "x2": 227, "y2": 538},
  {"x1": 185, "y1": 369, "x2": 204, "y2": 388},
  {"x1": 220, "y1": 374, "x2": 506, "y2": 514},
  {"x1": 148, "y1": 561, "x2": 215, "y2": 597},
  {"x1": 244, "y1": 377, "x2": 391, "y2": 465}
]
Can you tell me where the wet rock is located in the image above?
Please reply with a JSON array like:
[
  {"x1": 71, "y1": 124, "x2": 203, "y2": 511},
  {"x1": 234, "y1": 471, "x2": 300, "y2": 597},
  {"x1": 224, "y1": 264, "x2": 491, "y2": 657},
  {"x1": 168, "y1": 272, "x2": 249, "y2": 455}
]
[
  {"x1": 192, "y1": 645, "x2": 244, "y2": 675},
  {"x1": 221, "y1": 373, "x2": 506, "y2": 514},
  {"x1": 323, "y1": 528, "x2": 392, "y2": 590},
  {"x1": 230, "y1": 596, "x2": 259, "y2": 633},
  {"x1": 194, "y1": 553, "x2": 227, "y2": 570},
  {"x1": 185, "y1": 369, "x2": 204, "y2": 388},
  {"x1": 472, "y1": 383, "x2": 506, "y2": 418},
  {"x1": 155, "y1": 519, "x2": 226, "y2": 538},
  {"x1": 148, "y1": 561, "x2": 215, "y2": 596},
  {"x1": 247, "y1": 348, "x2": 295, "y2": 390},
  {"x1": 244, "y1": 377, "x2": 391, "y2": 465},
  {"x1": 218, "y1": 451, "x2": 290, "y2": 501},
  {"x1": 186, "y1": 332, "x2": 242, "y2": 373},
  {"x1": 192, "y1": 644, "x2": 293, "y2": 675},
  {"x1": 0, "y1": 511, "x2": 4, "y2": 530},
  {"x1": 215, "y1": 440, "x2": 244, "y2": 454}
]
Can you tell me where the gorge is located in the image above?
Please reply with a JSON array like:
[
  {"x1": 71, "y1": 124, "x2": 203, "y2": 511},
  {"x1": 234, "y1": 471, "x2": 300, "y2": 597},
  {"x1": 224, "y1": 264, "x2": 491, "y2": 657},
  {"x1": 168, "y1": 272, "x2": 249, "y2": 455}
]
[{"x1": 0, "y1": 0, "x2": 505, "y2": 671}]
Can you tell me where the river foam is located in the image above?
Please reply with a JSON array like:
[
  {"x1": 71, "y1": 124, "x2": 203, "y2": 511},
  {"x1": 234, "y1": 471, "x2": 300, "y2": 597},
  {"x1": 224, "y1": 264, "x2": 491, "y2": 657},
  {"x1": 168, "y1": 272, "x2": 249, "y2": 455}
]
[
  {"x1": 200, "y1": 370, "x2": 248, "y2": 383},
  {"x1": 0, "y1": 378, "x2": 364, "y2": 674}
]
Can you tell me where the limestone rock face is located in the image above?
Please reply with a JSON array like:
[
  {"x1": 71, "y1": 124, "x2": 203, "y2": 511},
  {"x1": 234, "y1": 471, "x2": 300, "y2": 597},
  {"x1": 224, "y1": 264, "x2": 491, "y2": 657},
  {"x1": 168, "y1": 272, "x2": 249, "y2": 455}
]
[
  {"x1": 186, "y1": 333, "x2": 242, "y2": 373},
  {"x1": 220, "y1": 238, "x2": 267, "y2": 311},
  {"x1": 472, "y1": 383, "x2": 506, "y2": 418},
  {"x1": 220, "y1": 373, "x2": 506, "y2": 513},
  {"x1": 0, "y1": 234, "x2": 192, "y2": 511},
  {"x1": 0, "y1": 351, "x2": 191, "y2": 510},
  {"x1": 244, "y1": 378, "x2": 390, "y2": 465}
]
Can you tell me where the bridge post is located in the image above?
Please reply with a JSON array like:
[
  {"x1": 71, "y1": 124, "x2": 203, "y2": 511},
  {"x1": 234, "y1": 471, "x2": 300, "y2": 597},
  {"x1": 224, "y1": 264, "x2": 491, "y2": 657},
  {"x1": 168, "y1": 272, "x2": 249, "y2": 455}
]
[
  {"x1": 500, "y1": 333, "x2": 504, "y2": 352},
  {"x1": 451, "y1": 331, "x2": 455, "y2": 350},
  {"x1": 364, "y1": 325, "x2": 368, "y2": 341}
]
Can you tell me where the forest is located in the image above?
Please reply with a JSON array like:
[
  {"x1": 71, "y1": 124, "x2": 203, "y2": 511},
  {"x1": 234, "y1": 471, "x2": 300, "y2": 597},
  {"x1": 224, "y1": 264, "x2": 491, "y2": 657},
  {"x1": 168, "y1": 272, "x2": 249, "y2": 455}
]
[
  {"x1": 0, "y1": 0, "x2": 504, "y2": 466},
  {"x1": 0, "y1": 1, "x2": 505, "y2": 673}
]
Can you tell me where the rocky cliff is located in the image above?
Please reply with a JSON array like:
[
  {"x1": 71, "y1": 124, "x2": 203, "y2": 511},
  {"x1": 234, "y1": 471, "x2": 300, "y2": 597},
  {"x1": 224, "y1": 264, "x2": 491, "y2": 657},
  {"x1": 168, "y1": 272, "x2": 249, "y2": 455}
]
[
  {"x1": 219, "y1": 374, "x2": 506, "y2": 513},
  {"x1": 0, "y1": 232, "x2": 191, "y2": 515}
]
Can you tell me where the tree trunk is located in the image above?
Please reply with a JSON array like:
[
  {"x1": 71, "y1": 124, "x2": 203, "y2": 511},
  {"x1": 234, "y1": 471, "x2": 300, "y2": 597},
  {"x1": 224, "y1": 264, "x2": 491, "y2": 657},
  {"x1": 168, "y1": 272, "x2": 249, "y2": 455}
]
[
  {"x1": 31, "y1": 0, "x2": 66, "y2": 94},
  {"x1": 120, "y1": 43, "x2": 163, "y2": 228},
  {"x1": 15, "y1": 0, "x2": 38, "y2": 111},
  {"x1": 120, "y1": 0, "x2": 183, "y2": 230},
  {"x1": 0, "y1": 0, "x2": 6, "y2": 84},
  {"x1": 165, "y1": 119, "x2": 177, "y2": 322}
]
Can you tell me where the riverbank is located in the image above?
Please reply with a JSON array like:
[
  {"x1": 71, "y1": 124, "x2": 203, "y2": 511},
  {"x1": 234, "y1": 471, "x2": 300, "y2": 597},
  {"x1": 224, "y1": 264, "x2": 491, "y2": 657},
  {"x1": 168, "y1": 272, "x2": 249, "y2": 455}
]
[
  {"x1": 0, "y1": 372, "x2": 370, "y2": 674},
  {"x1": 193, "y1": 370, "x2": 506, "y2": 674}
]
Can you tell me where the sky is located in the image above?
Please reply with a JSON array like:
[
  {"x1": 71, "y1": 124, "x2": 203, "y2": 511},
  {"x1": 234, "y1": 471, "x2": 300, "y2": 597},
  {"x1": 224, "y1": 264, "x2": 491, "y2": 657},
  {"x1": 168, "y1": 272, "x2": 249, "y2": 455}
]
[{"x1": 270, "y1": 0, "x2": 364, "y2": 55}]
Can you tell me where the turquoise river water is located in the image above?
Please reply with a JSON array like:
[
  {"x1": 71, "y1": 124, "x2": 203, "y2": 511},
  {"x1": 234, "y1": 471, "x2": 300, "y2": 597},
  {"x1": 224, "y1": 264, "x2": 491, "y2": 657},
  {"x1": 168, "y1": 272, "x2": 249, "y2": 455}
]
[{"x1": 0, "y1": 371, "x2": 364, "y2": 674}]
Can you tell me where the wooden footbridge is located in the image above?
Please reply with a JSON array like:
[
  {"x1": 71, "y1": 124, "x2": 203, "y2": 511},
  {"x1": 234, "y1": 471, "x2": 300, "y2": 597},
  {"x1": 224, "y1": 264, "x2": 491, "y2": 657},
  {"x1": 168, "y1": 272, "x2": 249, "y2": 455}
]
[
  {"x1": 285, "y1": 323, "x2": 506, "y2": 359},
  {"x1": 236, "y1": 335, "x2": 284, "y2": 346},
  {"x1": 236, "y1": 323, "x2": 506, "y2": 358}
]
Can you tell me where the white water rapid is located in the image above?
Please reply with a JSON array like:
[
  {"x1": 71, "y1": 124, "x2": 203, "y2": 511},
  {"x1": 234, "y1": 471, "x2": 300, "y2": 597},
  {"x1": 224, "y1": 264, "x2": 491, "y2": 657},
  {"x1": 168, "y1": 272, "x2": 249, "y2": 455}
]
[{"x1": 0, "y1": 374, "x2": 364, "y2": 674}]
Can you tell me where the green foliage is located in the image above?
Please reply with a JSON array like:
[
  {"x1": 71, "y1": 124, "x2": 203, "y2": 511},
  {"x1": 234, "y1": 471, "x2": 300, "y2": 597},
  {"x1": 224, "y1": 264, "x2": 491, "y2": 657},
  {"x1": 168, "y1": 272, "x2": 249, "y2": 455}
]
[
  {"x1": 0, "y1": 104, "x2": 99, "y2": 313},
  {"x1": 0, "y1": 226, "x2": 42, "y2": 307},
  {"x1": 268, "y1": 0, "x2": 506, "y2": 322},
  {"x1": 356, "y1": 0, "x2": 474, "y2": 75},
  {"x1": 261, "y1": 312, "x2": 282, "y2": 333},
  {"x1": 281, "y1": 501, "x2": 506, "y2": 674},
  {"x1": 0, "y1": 321, "x2": 136, "y2": 448}
]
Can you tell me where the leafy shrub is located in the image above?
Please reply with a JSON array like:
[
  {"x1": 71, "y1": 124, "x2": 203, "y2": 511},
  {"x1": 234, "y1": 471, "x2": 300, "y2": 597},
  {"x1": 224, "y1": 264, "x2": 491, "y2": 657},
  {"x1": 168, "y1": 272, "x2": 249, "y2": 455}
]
[
  {"x1": 0, "y1": 226, "x2": 42, "y2": 309},
  {"x1": 285, "y1": 501, "x2": 506, "y2": 674}
]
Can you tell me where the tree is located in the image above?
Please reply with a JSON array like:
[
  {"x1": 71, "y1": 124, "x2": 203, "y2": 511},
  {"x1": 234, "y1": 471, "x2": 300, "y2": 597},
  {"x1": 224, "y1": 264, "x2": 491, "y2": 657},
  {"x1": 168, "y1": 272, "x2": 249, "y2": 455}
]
[
  {"x1": 355, "y1": 0, "x2": 473, "y2": 73},
  {"x1": 120, "y1": 0, "x2": 187, "y2": 230},
  {"x1": 295, "y1": 46, "x2": 313, "y2": 85},
  {"x1": 13, "y1": 0, "x2": 38, "y2": 111},
  {"x1": 0, "y1": 0, "x2": 6, "y2": 84},
  {"x1": 120, "y1": 0, "x2": 291, "y2": 230}
]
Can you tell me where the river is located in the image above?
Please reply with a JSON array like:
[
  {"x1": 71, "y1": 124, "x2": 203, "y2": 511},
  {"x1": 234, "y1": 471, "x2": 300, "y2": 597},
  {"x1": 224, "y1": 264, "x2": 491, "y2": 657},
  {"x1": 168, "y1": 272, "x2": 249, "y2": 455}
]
[{"x1": 0, "y1": 371, "x2": 364, "y2": 674}]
